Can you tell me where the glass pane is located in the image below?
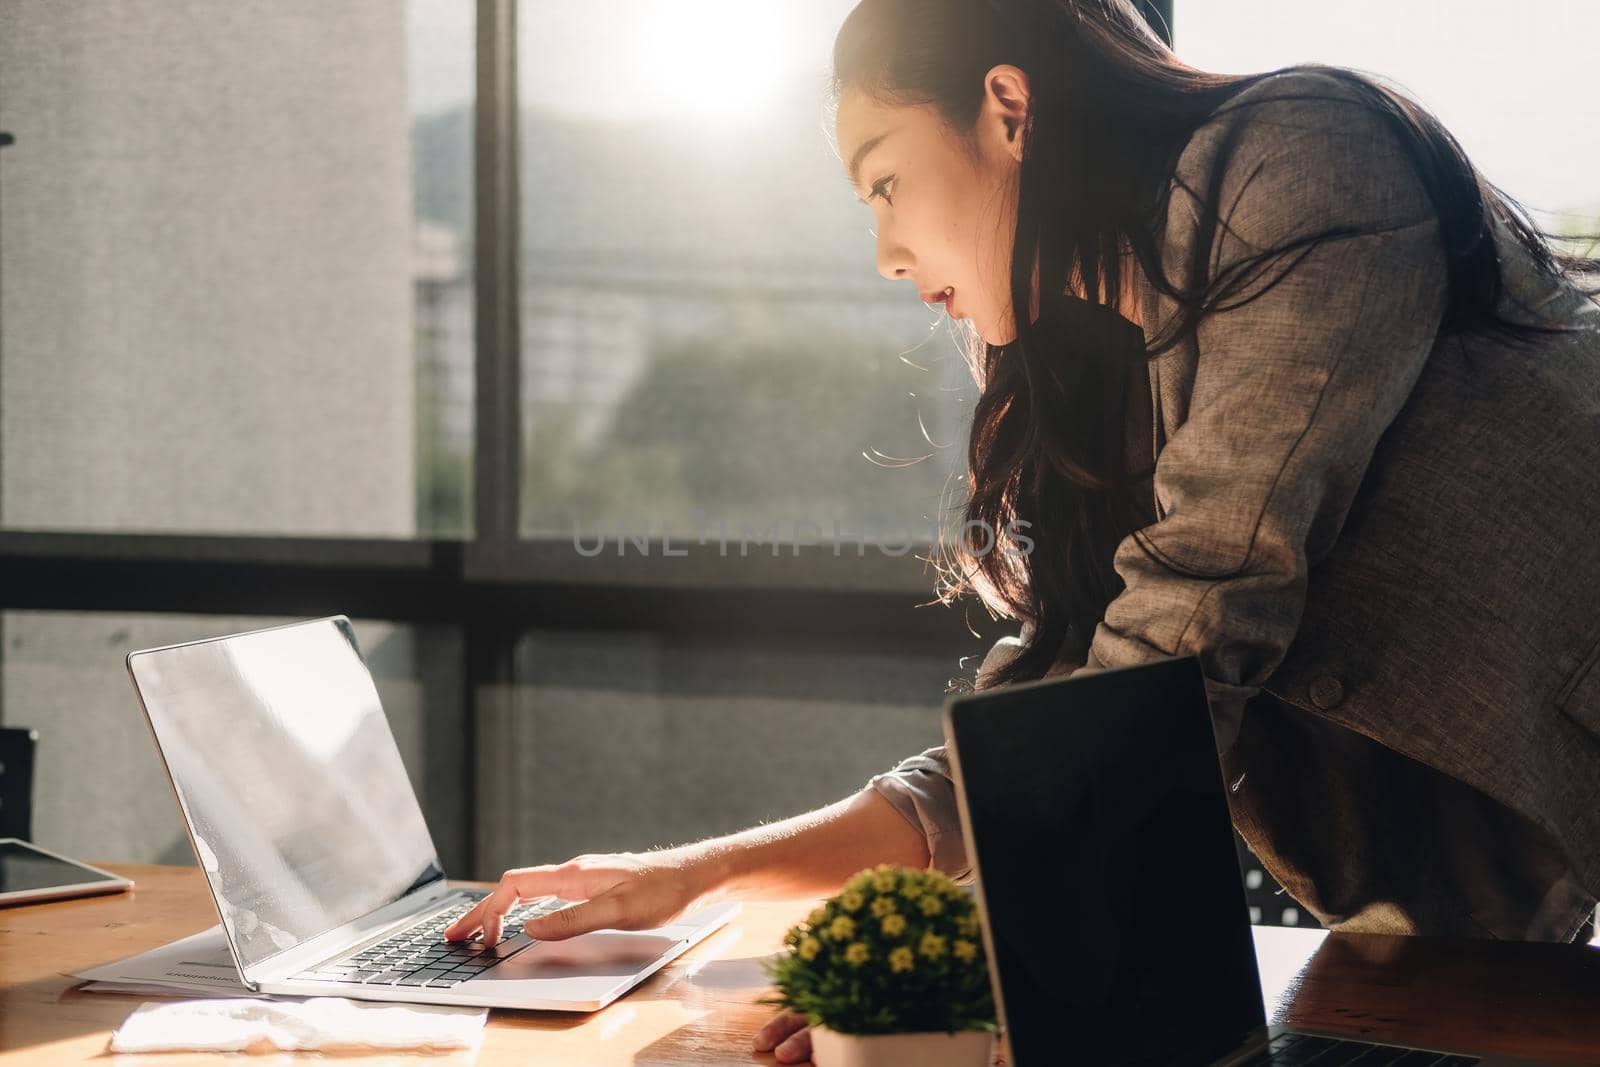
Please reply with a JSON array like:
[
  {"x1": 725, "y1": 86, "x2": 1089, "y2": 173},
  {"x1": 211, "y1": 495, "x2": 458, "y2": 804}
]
[
  {"x1": 1174, "y1": 2, "x2": 1600, "y2": 245},
  {"x1": 0, "y1": 612, "x2": 467, "y2": 875},
  {"x1": 475, "y1": 628, "x2": 955, "y2": 877},
  {"x1": 516, "y1": 1, "x2": 974, "y2": 551},
  {"x1": 411, "y1": 0, "x2": 478, "y2": 536},
  {"x1": 0, "y1": 1, "x2": 474, "y2": 536}
]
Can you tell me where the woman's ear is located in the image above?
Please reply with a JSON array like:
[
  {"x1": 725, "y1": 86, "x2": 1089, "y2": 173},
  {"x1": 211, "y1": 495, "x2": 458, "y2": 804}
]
[{"x1": 982, "y1": 64, "x2": 1030, "y2": 162}]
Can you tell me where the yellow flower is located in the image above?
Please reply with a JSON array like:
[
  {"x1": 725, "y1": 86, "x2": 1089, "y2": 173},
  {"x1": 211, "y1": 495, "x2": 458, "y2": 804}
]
[
  {"x1": 953, "y1": 938, "x2": 978, "y2": 963},
  {"x1": 798, "y1": 936, "x2": 821, "y2": 962},
  {"x1": 880, "y1": 913, "x2": 907, "y2": 938},
  {"x1": 870, "y1": 895, "x2": 897, "y2": 918},
  {"x1": 956, "y1": 913, "x2": 980, "y2": 937},
  {"x1": 918, "y1": 894, "x2": 945, "y2": 917},
  {"x1": 889, "y1": 945, "x2": 915, "y2": 973},
  {"x1": 919, "y1": 932, "x2": 948, "y2": 959},
  {"x1": 871, "y1": 868, "x2": 898, "y2": 893},
  {"x1": 846, "y1": 871, "x2": 874, "y2": 894},
  {"x1": 843, "y1": 942, "x2": 870, "y2": 967},
  {"x1": 807, "y1": 905, "x2": 829, "y2": 928},
  {"x1": 838, "y1": 890, "x2": 864, "y2": 913},
  {"x1": 899, "y1": 881, "x2": 925, "y2": 900},
  {"x1": 828, "y1": 915, "x2": 856, "y2": 941}
]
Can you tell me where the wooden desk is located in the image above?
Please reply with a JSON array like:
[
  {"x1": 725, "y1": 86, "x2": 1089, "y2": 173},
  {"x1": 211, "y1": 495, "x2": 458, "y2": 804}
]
[{"x1": 2, "y1": 865, "x2": 1598, "y2": 1065}]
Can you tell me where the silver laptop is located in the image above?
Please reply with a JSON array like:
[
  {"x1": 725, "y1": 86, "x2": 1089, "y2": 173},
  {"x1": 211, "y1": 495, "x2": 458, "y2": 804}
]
[
  {"x1": 125, "y1": 615, "x2": 739, "y2": 1011},
  {"x1": 943, "y1": 655, "x2": 1559, "y2": 1066}
]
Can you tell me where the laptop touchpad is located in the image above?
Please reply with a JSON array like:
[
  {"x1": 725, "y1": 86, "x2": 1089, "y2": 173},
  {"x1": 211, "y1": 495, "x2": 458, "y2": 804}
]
[{"x1": 493, "y1": 931, "x2": 687, "y2": 979}]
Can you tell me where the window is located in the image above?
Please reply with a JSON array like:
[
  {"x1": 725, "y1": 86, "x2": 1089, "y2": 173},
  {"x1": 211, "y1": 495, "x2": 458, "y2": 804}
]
[
  {"x1": 412, "y1": 0, "x2": 478, "y2": 536},
  {"x1": 515, "y1": 0, "x2": 972, "y2": 559},
  {"x1": 1174, "y1": 1, "x2": 1600, "y2": 246},
  {"x1": 0, "y1": 611, "x2": 467, "y2": 874},
  {"x1": 0, "y1": 1, "x2": 1164, "y2": 881},
  {"x1": 477, "y1": 628, "x2": 955, "y2": 875}
]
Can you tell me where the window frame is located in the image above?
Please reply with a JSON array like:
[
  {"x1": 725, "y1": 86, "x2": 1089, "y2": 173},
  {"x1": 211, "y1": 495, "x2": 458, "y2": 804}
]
[{"x1": 0, "y1": 0, "x2": 1174, "y2": 874}]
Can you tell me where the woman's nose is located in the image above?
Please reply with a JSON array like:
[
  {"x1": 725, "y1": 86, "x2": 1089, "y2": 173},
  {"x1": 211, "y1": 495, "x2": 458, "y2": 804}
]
[{"x1": 875, "y1": 234, "x2": 911, "y2": 283}]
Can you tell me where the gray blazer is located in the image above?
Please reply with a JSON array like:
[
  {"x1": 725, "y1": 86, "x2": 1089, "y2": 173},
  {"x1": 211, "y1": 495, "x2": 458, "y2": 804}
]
[{"x1": 867, "y1": 70, "x2": 1600, "y2": 941}]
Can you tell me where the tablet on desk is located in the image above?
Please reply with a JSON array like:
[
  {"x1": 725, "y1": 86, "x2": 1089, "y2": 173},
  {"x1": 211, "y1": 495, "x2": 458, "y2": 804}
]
[{"x1": 0, "y1": 838, "x2": 133, "y2": 905}]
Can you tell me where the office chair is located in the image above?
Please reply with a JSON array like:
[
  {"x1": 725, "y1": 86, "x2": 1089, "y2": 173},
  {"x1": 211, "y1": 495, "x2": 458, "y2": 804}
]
[
  {"x1": 1234, "y1": 830, "x2": 1323, "y2": 929},
  {"x1": 0, "y1": 727, "x2": 39, "y2": 841}
]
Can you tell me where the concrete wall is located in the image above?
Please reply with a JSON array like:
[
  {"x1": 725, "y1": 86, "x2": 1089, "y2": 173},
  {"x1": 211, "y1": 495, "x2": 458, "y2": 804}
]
[
  {"x1": 0, "y1": 0, "x2": 415, "y2": 535},
  {"x1": 475, "y1": 630, "x2": 954, "y2": 880}
]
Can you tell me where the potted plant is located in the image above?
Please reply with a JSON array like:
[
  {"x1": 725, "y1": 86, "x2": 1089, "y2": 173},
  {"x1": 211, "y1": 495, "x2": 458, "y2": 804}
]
[{"x1": 760, "y1": 863, "x2": 998, "y2": 1067}]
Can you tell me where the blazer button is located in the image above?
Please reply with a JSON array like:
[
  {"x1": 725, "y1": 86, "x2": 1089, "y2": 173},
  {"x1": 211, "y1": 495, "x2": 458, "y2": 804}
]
[{"x1": 1309, "y1": 675, "x2": 1345, "y2": 710}]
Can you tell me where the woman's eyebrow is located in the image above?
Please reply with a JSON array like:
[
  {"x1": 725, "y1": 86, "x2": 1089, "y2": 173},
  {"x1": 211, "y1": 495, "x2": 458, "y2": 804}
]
[{"x1": 845, "y1": 130, "x2": 897, "y2": 201}]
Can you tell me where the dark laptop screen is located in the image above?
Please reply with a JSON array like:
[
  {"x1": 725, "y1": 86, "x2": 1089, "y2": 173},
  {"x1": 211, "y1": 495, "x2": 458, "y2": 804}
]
[{"x1": 945, "y1": 656, "x2": 1266, "y2": 1066}]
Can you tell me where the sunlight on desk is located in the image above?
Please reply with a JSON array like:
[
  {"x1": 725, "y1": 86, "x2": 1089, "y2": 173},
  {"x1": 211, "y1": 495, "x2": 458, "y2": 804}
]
[
  {"x1": 5, "y1": 865, "x2": 1600, "y2": 1065},
  {"x1": 1251, "y1": 925, "x2": 1330, "y2": 1018}
]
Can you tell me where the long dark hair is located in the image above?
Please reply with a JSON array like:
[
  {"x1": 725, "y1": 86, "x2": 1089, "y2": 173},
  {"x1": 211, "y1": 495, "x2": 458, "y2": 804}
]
[{"x1": 829, "y1": 0, "x2": 1600, "y2": 691}]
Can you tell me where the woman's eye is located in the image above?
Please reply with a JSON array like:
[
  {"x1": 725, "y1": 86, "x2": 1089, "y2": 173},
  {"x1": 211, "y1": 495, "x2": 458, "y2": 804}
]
[{"x1": 869, "y1": 176, "x2": 895, "y2": 205}]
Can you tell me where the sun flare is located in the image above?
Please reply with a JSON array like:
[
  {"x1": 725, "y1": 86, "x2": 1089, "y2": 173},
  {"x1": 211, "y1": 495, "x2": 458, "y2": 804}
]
[{"x1": 621, "y1": 0, "x2": 795, "y2": 122}]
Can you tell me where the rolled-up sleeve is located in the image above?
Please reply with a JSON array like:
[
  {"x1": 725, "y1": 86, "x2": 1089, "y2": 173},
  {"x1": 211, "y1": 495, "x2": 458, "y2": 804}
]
[
  {"x1": 1072, "y1": 75, "x2": 1450, "y2": 750},
  {"x1": 865, "y1": 631, "x2": 1036, "y2": 879}
]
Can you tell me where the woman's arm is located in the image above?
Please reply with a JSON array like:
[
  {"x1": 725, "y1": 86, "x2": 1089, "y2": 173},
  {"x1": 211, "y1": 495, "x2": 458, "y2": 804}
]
[
  {"x1": 444, "y1": 786, "x2": 930, "y2": 946},
  {"x1": 694, "y1": 786, "x2": 931, "y2": 902}
]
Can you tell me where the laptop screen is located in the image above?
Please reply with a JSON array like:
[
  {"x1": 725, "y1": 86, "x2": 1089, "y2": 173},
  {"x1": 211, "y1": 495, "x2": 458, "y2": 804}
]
[
  {"x1": 128, "y1": 617, "x2": 443, "y2": 975},
  {"x1": 945, "y1": 656, "x2": 1267, "y2": 1067}
]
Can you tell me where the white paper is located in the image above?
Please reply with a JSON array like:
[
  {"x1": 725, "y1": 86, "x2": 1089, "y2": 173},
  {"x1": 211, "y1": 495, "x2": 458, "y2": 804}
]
[
  {"x1": 108, "y1": 996, "x2": 487, "y2": 1053},
  {"x1": 70, "y1": 924, "x2": 263, "y2": 999}
]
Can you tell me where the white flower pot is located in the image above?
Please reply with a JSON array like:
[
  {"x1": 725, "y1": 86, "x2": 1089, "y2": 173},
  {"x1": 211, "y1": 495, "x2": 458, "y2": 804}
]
[{"x1": 808, "y1": 1025, "x2": 995, "y2": 1067}]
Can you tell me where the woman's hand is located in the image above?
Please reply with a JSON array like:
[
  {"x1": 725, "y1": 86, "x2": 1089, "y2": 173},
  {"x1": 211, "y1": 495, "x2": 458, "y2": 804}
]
[
  {"x1": 753, "y1": 1009, "x2": 812, "y2": 1063},
  {"x1": 442, "y1": 846, "x2": 715, "y2": 945}
]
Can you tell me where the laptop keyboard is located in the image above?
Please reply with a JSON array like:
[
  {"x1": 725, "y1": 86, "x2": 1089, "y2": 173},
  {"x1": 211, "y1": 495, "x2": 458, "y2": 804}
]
[
  {"x1": 1238, "y1": 1032, "x2": 1480, "y2": 1065},
  {"x1": 290, "y1": 891, "x2": 571, "y2": 988}
]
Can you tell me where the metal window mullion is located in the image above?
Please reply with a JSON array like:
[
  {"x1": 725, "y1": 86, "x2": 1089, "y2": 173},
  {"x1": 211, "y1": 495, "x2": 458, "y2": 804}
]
[
  {"x1": 474, "y1": 0, "x2": 521, "y2": 558},
  {"x1": 467, "y1": 0, "x2": 523, "y2": 879},
  {"x1": 1, "y1": 133, "x2": 13, "y2": 722}
]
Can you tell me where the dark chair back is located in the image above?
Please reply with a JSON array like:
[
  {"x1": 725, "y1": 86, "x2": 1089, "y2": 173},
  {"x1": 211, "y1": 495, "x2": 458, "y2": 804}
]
[
  {"x1": 0, "y1": 727, "x2": 39, "y2": 841},
  {"x1": 1235, "y1": 830, "x2": 1324, "y2": 929}
]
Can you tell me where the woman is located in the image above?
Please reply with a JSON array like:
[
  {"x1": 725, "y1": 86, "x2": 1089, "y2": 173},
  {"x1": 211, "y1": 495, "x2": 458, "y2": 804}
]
[{"x1": 445, "y1": 1, "x2": 1600, "y2": 1061}]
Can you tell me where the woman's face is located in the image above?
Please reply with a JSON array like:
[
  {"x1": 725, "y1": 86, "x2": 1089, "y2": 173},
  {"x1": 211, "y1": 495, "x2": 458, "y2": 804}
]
[{"x1": 835, "y1": 65, "x2": 1032, "y2": 346}]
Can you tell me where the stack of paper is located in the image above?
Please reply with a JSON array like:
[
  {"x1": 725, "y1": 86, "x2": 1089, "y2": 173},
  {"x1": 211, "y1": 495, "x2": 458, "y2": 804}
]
[
  {"x1": 108, "y1": 997, "x2": 487, "y2": 1054},
  {"x1": 76, "y1": 929, "x2": 489, "y2": 1057},
  {"x1": 71, "y1": 925, "x2": 265, "y2": 999}
]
